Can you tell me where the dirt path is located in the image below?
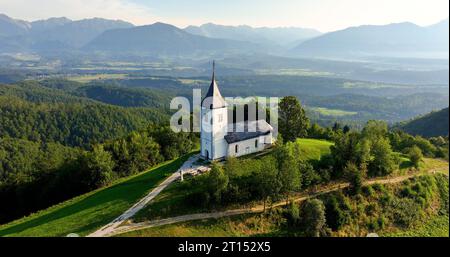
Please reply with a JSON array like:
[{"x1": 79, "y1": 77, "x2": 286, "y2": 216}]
[
  {"x1": 88, "y1": 155, "x2": 208, "y2": 237},
  {"x1": 108, "y1": 168, "x2": 448, "y2": 237}
]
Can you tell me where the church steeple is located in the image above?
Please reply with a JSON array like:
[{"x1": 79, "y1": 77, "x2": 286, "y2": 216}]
[
  {"x1": 202, "y1": 60, "x2": 226, "y2": 109},
  {"x1": 212, "y1": 60, "x2": 215, "y2": 81}
]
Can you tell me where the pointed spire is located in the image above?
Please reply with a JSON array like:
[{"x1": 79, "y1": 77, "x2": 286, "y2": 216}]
[
  {"x1": 211, "y1": 60, "x2": 215, "y2": 82},
  {"x1": 202, "y1": 60, "x2": 226, "y2": 109}
]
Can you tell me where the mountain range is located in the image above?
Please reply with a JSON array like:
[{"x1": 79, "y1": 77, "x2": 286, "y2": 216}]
[
  {"x1": 291, "y1": 19, "x2": 449, "y2": 59},
  {"x1": 0, "y1": 14, "x2": 133, "y2": 52},
  {"x1": 83, "y1": 22, "x2": 265, "y2": 56},
  {"x1": 0, "y1": 13, "x2": 448, "y2": 59},
  {"x1": 184, "y1": 23, "x2": 322, "y2": 47}
]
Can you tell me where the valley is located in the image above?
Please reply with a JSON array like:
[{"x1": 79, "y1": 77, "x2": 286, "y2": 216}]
[{"x1": 0, "y1": 7, "x2": 448, "y2": 240}]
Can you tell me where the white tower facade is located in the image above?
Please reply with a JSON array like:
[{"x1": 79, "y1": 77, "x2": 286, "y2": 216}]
[{"x1": 201, "y1": 62, "x2": 228, "y2": 160}]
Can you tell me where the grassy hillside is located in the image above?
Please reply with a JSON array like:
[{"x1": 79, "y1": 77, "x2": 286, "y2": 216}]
[
  {"x1": 0, "y1": 153, "x2": 193, "y2": 237},
  {"x1": 119, "y1": 172, "x2": 449, "y2": 237},
  {"x1": 397, "y1": 108, "x2": 449, "y2": 137}
]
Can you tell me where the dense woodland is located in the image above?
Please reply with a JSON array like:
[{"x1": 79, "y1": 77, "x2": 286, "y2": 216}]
[
  {"x1": 0, "y1": 126, "x2": 197, "y2": 223},
  {"x1": 0, "y1": 80, "x2": 196, "y2": 223}
]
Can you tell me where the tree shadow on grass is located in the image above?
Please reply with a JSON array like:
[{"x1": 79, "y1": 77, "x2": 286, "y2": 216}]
[{"x1": 0, "y1": 155, "x2": 191, "y2": 237}]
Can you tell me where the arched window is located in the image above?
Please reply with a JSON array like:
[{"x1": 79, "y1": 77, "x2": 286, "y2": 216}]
[
  {"x1": 255, "y1": 139, "x2": 258, "y2": 148},
  {"x1": 235, "y1": 145, "x2": 239, "y2": 153}
]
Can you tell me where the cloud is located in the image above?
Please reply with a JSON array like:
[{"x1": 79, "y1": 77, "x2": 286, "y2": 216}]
[{"x1": 0, "y1": 0, "x2": 158, "y2": 25}]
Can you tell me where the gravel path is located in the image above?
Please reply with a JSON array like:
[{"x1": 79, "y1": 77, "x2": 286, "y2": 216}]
[{"x1": 88, "y1": 155, "x2": 208, "y2": 237}]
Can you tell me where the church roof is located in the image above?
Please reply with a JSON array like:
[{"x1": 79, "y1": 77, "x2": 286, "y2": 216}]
[
  {"x1": 201, "y1": 61, "x2": 227, "y2": 109},
  {"x1": 224, "y1": 120, "x2": 273, "y2": 144}
]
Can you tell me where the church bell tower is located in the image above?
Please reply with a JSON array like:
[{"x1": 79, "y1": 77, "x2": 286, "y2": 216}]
[{"x1": 200, "y1": 61, "x2": 228, "y2": 160}]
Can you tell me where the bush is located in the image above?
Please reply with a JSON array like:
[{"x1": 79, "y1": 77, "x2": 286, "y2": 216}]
[
  {"x1": 300, "y1": 199, "x2": 328, "y2": 237},
  {"x1": 362, "y1": 186, "x2": 375, "y2": 197},
  {"x1": 407, "y1": 146, "x2": 423, "y2": 169},
  {"x1": 323, "y1": 194, "x2": 351, "y2": 230},
  {"x1": 286, "y1": 201, "x2": 300, "y2": 226}
]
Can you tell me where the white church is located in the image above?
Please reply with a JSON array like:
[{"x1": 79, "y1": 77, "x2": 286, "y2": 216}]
[{"x1": 200, "y1": 62, "x2": 274, "y2": 161}]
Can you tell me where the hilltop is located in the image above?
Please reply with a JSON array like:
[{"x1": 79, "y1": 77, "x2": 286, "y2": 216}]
[{"x1": 396, "y1": 108, "x2": 449, "y2": 137}]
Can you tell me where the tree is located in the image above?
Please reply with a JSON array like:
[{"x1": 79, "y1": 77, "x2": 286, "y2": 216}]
[
  {"x1": 344, "y1": 162, "x2": 364, "y2": 195},
  {"x1": 330, "y1": 132, "x2": 362, "y2": 178},
  {"x1": 408, "y1": 146, "x2": 423, "y2": 169},
  {"x1": 362, "y1": 120, "x2": 388, "y2": 141},
  {"x1": 223, "y1": 157, "x2": 240, "y2": 178},
  {"x1": 368, "y1": 137, "x2": 397, "y2": 177},
  {"x1": 287, "y1": 201, "x2": 300, "y2": 226},
  {"x1": 299, "y1": 161, "x2": 319, "y2": 188},
  {"x1": 332, "y1": 122, "x2": 342, "y2": 133},
  {"x1": 274, "y1": 146, "x2": 301, "y2": 203},
  {"x1": 308, "y1": 123, "x2": 327, "y2": 139},
  {"x1": 300, "y1": 199, "x2": 328, "y2": 237},
  {"x1": 279, "y1": 96, "x2": 309, "y2": 142},
  {"x1": 254, "y1": 157, "x2": 281, "y2": 211},
  {"x1": 206, "y1": 163, "x2": 229, "y2": 204},
  {"x1": 80, "y1": 145, "x2": 115, "y2": 189},
  {"x1": 343, "y1": 125, "x2": 351, "y2": 134},
  {"x1": 279, "y1": 159, "x2": 301, "y2": 202}
]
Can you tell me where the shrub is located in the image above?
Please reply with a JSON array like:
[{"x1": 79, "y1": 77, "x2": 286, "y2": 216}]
[
  {"x1": 362, "y1": 186, "x2": 375, "y2": 197},
  {"x1": 300, "y1": 199, "x2": 327, "y2": 237},
  {"x1": 323, "y1": 194, "x2": 351, "y2": 230},
  {"x1": 286, "y1": 201, "x2": 300, "y2": 226},
  {"x1": 407, "y1": 146, "x2": 423, "y2": 169}
]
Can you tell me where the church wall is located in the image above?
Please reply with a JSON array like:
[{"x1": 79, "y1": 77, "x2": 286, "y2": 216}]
[{"x1": 227, "y1": 135, "x2": 270, "y2": 158}]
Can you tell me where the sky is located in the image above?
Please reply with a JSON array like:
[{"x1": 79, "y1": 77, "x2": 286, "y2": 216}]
[{"x1": 0, "y1": 0, "x2": 448, "y2": 32}]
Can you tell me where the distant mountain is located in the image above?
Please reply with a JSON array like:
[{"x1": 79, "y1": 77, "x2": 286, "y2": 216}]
[
  {"x1": 84, "y1": 22, "x2": 264, "y2": 56},
  {"x1": 30, "y1": 17, "x2": 72, "y2": 33},
  {"x1": 0, "y1": 14, "x2": 30, "y2": 37},
  {"x1": 0, "y1": 13, "x2": 134, "y2": 52},
  {"x1": 30, "y1": 18, "x2": 134, "y2": 48},
  {"x1": 291, "y1": 19, "x2": 449, "y2": 59},
  {"x1": 396, "y1": 108, "x2": 449, "y2": 137},
  {"x1": 185, "y1": 23, "x2": 321, "y2": 46}
]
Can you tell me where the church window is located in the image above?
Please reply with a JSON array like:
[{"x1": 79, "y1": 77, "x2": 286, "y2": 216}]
[
  {"x1": 255, "y1": 139, "x2": 258, "y2": 148},
  {"x1": 235, "y1": 145, "x2": 239, "y2": 153}
]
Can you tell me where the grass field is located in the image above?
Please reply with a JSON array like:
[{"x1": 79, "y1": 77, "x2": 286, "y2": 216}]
[
  {"x1": 310, "y1": 107, "x2": 358, "y2": 117},
  {"x1": 288, "y1": 138, "x2": 333, "y2": 161},
  {"x1": 66, "y1": 74, "x2": 128, "y2": 83},
  {"x1": 0, "y1": 153, "x2": 194, "y2": 237},
  {"x1": 342, "y1": 81, "x2": 410, "y2": 89}
]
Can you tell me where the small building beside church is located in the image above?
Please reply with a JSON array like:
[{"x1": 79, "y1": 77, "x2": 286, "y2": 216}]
[{"x1": 200, "y1": 62, "x2": 274, "y2": 160}]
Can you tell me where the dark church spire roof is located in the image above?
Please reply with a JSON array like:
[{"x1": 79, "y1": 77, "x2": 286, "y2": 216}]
[{"x1": 202, "y1": 60, "x2": 227, "y2": 109}]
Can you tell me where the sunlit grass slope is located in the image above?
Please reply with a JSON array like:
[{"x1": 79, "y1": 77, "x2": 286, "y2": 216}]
[{"x1": 0, "y1": 154, "x2": 194, "y2": 237}]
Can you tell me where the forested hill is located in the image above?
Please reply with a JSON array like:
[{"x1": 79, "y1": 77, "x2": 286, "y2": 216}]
[
  {"x1": 0, "y1": 79, "x2": 195, "y2": 224},
  {"x1": 0, "y1": 81, "x2": 171, "y2": 148},
  {"x1": 396, "y1": 108, "x2": 449, "y2": 137}
]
